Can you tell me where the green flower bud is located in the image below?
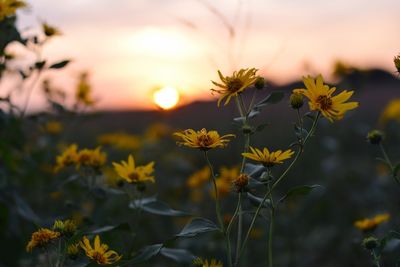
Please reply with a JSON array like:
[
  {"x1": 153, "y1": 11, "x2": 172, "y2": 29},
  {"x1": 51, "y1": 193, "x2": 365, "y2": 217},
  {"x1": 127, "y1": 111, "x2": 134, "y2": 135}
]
[
  {"x1": 394, "y1": 54, "x2": 400, "y2": 73},
  {"x1": 362, "y1": 236, "x2": 379, "y2": 250},
  {"x1": 255, "y1": 77, "x2": 265, "y2": 90},
  {"x1": 290, "y1": 93, "x2": 304, "y2": 109},
  {"x1": 367, "y1": 130, "x2": 384, "y2": 145}
]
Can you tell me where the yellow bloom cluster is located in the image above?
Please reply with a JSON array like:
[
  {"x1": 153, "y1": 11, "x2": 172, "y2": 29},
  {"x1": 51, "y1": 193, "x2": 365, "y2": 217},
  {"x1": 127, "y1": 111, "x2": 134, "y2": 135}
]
[
  {"x1": 53, "y1": 219, "x2": 77, "y2": 236},
  {"x1": 0, "y1": 0, "x2": 26, "y2": 21},
  {"x1": 97, "y1": 132, "x2": 141, "y2": 150},
  {"x1": 293, "y1": 75, "x2": 359, "y2": 122},
  {"x1": 55, "y1": 144, "x2": 107, "y2": 172},
  {"x1": 194, "y1": 258, "x2": 223, "y2": 267},
  {"x1": 211, "y1": 68, "x2": 259, "y2": 106},
  {"x1": 26, "y1": 228, "x2": 60, "y2": 252},
  {"x1": 354, "y1": 213, "x2": 390, "y2": 231},
  {"x1": 112, "y1": 154, "x2": 155, "y2": 184},
  {"x1": 242, "y1": 146, "x2": 294, "y2": 167},
  {"x1": 80, "y1": 235, "x2": 121, "y2": 265},
  {"x1": 379, "y1": 98, "x2": 400, "y2": 124},
  {"x1": 174, "y1": 128, "x2": 235, "y2": 151}
]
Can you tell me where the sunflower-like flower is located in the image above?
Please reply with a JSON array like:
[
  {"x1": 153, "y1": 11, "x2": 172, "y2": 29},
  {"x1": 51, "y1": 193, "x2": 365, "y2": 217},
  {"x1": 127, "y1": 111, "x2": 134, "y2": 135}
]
[
  {"x1": 213, "y1": 166, "x2": 240, "y2": 197},
  {"x1": 55, "y1": 144, "x2": 79, "y2": 172},
  {"x1": 211, "y1": 68, "x2": 259, "y2": 106},
  {"x1": 174, "y1": 128, "x2": 235, "y2": 151},
  {"x1": 80, "y1": 235, "x2": 121, "y2": 265},
  {"x1": 354, "y1": 213, "x2": 390, "y2": 232},
  {"x1": 53, "y1": 219, "x2": 77, "y2": 236},
  {"x1": 193, "y1": 258, "x2": 223, "y2": 267},
  {"x1": 293, "y1": 74, "x2": 359, "y2": 122},
  {"x1": 26, "y1": 228, "x2": 61, "y2": 252},
  {"x1": 0, "y1": 0, "x2": 27, "y2": 21},
  {"x1": 112, "y1": 155, "x2": 155, "y2": 183},
  {"x1": 76, "y1": 147, "x2": 107, "y2": 169},
  {"x1": 242, "y1": 146, "x2": 294, "y2": 167}
]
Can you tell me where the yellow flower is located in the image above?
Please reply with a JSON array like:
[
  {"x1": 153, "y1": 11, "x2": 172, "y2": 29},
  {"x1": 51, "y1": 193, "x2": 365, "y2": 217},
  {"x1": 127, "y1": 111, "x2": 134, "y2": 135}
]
[
  {"x1": 26, "y1": 228, "x2": 60, "y2": 252},
  {"x1": 212, "y1": 166, "x2": 239, "y2": 197},
  {"x1": 242, "y1": 146, "x2": 294, "y2": 167},
  {"x1": 76, "y1": 72, "x2": 95, "y2": 106},
  {"x1": 55, "y1": 144, "x2": 78, "y2": 172},
  {"x1": 42, "y1": 22, "x2": 61, "y2": 37},
  {"x1": 194, "y1": 258, "x2": 223, "y2": 267},
  {"x1": 211, "y1": 68, "x2": 259, "y2": 106},
  {"x1": 174, "y1": 128, "x2": 235, "y2": 151},
  {"x1": 97, "y1": 133, "x2": 141, "y2": 150},
  {"x1": 53, "y1": 219, "x2": 77, "y2": 236},
  {"x1": 44, "y1": 121, "x2": 63, "y2": 134},
  {"x1": 293, "y1": 74, "x2": 359, "y2": 122},
  {"x1": 0, "y1": 0, "x2": 27, "y2": 21},
  {"x1": 112, "y1": 155, "x2": 155, "y2": 183},
  {"x1": 187, "y1": 166, "x2": 210, "y2": 189},
  {"x1": 67, "y1": 243, "x2": 80, "y2": 259},
  {"x1": 76, "y1": 147, "x2": 107, "y2": 169},
  {"x1": 354, "y1": 213, "x2": 390, "y2": 231},
  {"x1": 379, "y1": 98, "x2": 400, "y2": 124},
  {"x1": 80, "y1": 235, "x2": 121, "y2": 265}
]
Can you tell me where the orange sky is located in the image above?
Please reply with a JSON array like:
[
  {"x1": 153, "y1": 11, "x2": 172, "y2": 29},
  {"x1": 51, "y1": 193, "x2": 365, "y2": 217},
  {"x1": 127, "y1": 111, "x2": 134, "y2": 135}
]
[{"x1": 6, "y1": 0, "x2": 400, "y2": 111}]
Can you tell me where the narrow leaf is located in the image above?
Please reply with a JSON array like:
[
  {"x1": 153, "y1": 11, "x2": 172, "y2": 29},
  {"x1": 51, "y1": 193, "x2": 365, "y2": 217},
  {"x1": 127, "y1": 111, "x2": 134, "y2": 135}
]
[
  {"x1": 176, "y1": 217, "x2": 219, "y2": 237},
  {"x1": 279, "y1": 185, "x2": 322, "y2": 203}
]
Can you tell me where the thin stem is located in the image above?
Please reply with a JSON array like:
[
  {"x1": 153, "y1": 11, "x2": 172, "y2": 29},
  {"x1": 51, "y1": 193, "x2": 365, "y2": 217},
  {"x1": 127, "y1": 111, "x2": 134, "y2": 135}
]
[
  {"x1": 372, "y1": 250, "x2": 381, "y2": 267},
  {"x1": 235, "y1": 193, "x2": 243, "y2": 263},
  {"x1": 379, "y1": 143, "x2": 400, "y2": 185},
  {"x1": 20, "y1": 70, "x2": 42, "y2": 118},
  {"x1": 237, "y1": 112, "x2": 321, "y2": 264},
  {"x1": 267, "y1": 181, "x2": 275, "y2": 267}
]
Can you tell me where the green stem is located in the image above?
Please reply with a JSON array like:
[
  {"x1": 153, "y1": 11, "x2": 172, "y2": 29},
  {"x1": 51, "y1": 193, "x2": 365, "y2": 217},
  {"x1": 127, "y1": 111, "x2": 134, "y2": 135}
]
[
  {"x1": 379, "y1": 143, "x2": 400, "y2": 185},
  {"x1": 268, "y1": 198, "x2": 274, "y2": 267},
  {"x1": 236, "y1": 112, "x2": 320, "y2": 264},
  {"x1": 235, "y1": 193, "x2": 243, "y2": 264},
  {"x1": 372, "y1": 250, "x2": 381, "y2": 267}
]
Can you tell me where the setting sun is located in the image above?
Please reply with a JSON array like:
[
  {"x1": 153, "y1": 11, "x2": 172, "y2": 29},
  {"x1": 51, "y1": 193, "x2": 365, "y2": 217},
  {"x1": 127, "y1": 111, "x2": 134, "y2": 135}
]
[{"x1": 153, "y1": 86, "x2": 180, "y2": 110}]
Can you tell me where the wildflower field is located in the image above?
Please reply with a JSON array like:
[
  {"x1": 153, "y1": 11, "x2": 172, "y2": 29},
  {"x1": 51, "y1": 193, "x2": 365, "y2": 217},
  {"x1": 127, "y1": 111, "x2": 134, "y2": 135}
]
[{"x1": 1, "y1": 1, "x2": 400, "y2": 267}]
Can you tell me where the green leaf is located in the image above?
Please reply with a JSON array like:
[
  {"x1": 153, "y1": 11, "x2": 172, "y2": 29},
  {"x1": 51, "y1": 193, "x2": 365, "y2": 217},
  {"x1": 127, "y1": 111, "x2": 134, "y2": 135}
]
[
  {"x1": 176, "y1": 217, "x2": 219, "y2": 237},
  {"x1": 279, "y1": 185, "x2": 322, "y2": 203},
  {"x1": 49, "y1": 60, "x2": 70, "y2": 69},
  {"x1": 244, "y1": 163, "x2": 265, "y2": 177},
  {"x1": 129, "y1": 198, "x2": 189, "y2": 216},
  {"x1": 129, "y1": 244, "x2": 163, "y2": 264},
  {"x1": 246, "y1": 192, "x2": 271, "y2": 208},
  {"x1": 160, "y1": 248, "x2": 196, "y2": 263}
]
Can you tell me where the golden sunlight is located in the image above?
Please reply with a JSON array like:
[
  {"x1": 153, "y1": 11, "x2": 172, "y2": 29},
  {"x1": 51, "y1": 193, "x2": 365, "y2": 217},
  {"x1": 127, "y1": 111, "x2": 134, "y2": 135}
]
[{"x1": 153, "y1": 86, "x2": 180, "y2": 110}]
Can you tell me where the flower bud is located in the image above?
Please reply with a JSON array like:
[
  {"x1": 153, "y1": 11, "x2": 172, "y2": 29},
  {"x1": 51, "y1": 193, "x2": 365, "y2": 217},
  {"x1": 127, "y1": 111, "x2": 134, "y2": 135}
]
[
  {"x1": 362, "y1": 236, "x2": 379, "y2": 250},
  {"x1": 255, "y1": 77, "x2": 265, "y2": 90},
  {"x1": 367, "y1": 130, "x2": 384, "y2": 145},
  {"x1": 67, "y1": 243, "x2": 80, "y2": 260},
  {"x1": 233, "y1": 173, "x2": 249, "y2": 192},
  {"x1": 394, "y1": 54, "x2": 400, "y2": 73},
  {"x1": 290, "y1": 93, "x2": 304, "y2": 109}
]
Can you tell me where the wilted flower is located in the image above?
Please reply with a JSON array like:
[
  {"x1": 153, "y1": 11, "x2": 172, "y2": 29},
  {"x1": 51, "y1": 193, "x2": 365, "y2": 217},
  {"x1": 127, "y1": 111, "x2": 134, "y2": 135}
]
[
  {"x1": 174, "y1": 128, "x2": 235, "y2": 151},
  {"x1": 242, "y1": 146, "x2": 294, "y2": 167},
  {"x1": 80, "y1": 235, "x2": 121, "y2": 265},
  {"x1": 293, "y1": 74, "x2": 359, "y2": 122},
  {"x1": 0, "y1": 0, "x2": 27, "y2": 21},
  {"x1": 26, "y1": 228, "x2": 60, "y2": 252},
  {"x1": 354, "y1": 213, "x2": 390, "y2": 231},
  {"x1": 233, "y1": 173, "x2": 249, "y2": 192},
  {"x1": 112, "y1": 155, "x2": 155, "y2": 184},
  {"x1": 211, "y1": 68, "x2": 259, "y2": 106}
]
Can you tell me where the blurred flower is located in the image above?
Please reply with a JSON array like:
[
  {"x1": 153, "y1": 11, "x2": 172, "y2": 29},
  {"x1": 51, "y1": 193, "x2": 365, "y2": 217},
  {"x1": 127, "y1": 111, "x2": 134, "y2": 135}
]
[
  {"x1": 193, "y1": 258, "x2": 223, "y2": 267},
  {"x1": 42, "y1": 22, "x2": 61, "y2": 37},
  {"x1": 112, "y1": 155, "x2": 155, "y2": 183},
  {"x1": 212, "y1": 166, "x2": 239, "y2": 197},
  {"x1": 76, "y1": 72, "x2": 95, "y2": 106},
  {"x1": 379, "y1": 98, "x2": 400, "y2": 124},
  {"x1": 97, "y1": 133, "x2": 140, "y2": 150},
  {"x1": 354, "y1": 213, "x2": 390, "y2": 231},
  {"x1": 242, "y1": 146, "x2": 294, "y2": 167},
  {"x1": 187, "y1": 166, "x2": 210, "y2": 189},
  {"x1": 0, "y1": 0, "x2": 27, "y2": 21},
  {"x1": 394, "y1": 54, "x2": 400, "y2": 73},
  {"x1": 76, "y1": 147, "x2": 107, "y2": 169},
  {"x1": 43, "y1": 121, "x2": 63, "y2": 135},
  {"x1": 53, "y1": 219, "x2": 77, "y2": 236},
  {"x1": 293, "y1": 74, "x2": 359, "y2": 122},
  {"x1": 233, "y1": 173, "x2": 249, "y2": 192},
  {"x1": 289, "y1": 92, "x2": 304, "y2": 109},
  {"x1": 367, "y1": 130, "x2": 384, "y2": 145},
  {"x1": 55, "y1": 144, "x2": 78, "y2": 172},
  {"x1": 67, "y1": 243, "x2": 80, "y2": 259},
  {"x1": 80, "y1": 235, "x2": 121, "y2": 265},
  {"x1": 211, "y1": 68, "x2": 259, "y2": 106},
  {"x1": 144, "y1": 123, "x2": 172, "y2": 142},
  {"x1": 26, "y1": 228, "x2": 60, "y2": 252},
  {"x1": 174, "y1": 128, "x2": 235, "y2": 151}
]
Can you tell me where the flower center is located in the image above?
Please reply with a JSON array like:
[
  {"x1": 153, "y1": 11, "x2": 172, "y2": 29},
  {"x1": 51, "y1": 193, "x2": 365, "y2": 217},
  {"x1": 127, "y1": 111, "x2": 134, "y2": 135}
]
[
  {"x1": 197, "y1": 134, "x2": 213, "y2": 148},
  {"x1": 128, "y1": 172, "x2": 140, "y2": 182},
  {"x1": 92, "y1": 251, "x2": 107, "y2": 264},
  {"x1": 317, "y1": 95, "x2": 332, "y2": 110},
  {"x1": 227, "y1": 78, "x2": 243, "y2": 93}
]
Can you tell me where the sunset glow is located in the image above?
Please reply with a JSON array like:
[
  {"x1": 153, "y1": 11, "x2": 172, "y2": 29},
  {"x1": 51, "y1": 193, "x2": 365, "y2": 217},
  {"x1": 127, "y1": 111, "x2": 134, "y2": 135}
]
[{"x1": 153, "y1": 86, "x2": 180, "y2": 110}]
